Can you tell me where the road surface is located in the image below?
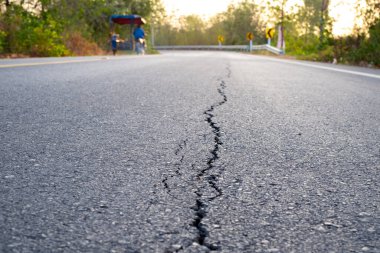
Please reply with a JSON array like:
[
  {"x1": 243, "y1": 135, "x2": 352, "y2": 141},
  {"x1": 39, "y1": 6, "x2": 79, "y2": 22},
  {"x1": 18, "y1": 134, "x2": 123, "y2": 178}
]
[{"x1": 1, "y1": 52, "x2": 379, "y2": 252}]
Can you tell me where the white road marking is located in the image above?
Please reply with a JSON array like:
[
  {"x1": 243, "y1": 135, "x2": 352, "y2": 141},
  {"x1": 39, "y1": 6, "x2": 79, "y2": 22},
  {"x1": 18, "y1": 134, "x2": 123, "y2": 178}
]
[
  {"x1": 0, "y1": 58, "x2": 106, "y2": 68},
  {"x1": 0, "y1": 55, "x2": 156, "y2": 68},
  {"x1": 253, "y1": 55, "x2": 380, "y2": 80}
]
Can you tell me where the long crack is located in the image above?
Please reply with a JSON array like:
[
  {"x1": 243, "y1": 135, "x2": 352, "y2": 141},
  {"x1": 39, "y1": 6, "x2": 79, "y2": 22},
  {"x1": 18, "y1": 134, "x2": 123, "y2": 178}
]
[{"x1": 192, "y1": 77, "x2": 228, "y2": 251}]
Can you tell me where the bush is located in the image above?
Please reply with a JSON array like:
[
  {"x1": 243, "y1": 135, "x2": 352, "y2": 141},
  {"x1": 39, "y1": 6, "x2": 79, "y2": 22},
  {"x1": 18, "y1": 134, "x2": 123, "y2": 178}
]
[
  {"x1": 26, "y1": 18, "x2": 69, "y2": 57},
  {"x1": 1, "y1": 6, "x2": 69, "y2": 57},
  {"x1": 63, "y1": 31, "x2": 104, "y2": 56},
  {"x1": 0, "y1": 30, "x2": 6, "y2": 54},
  {"x1": 317, "y1": 45, "x2": 335, "y2": 62},
  {"x1": 331, "y1": 19, "x2": 380, "y2": 67},
  {"x1": 363, "y1": 18, "x2": 380, "y2": 66}
]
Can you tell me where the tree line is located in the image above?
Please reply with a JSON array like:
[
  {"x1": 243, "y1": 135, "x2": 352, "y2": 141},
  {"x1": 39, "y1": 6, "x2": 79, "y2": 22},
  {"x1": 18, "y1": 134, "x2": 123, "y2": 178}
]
[
  {"x1": 0, "y1": 0, "x2": 379, "y2": 66},
  {"x1": 0, "y1": 0, "x2": 163, "y2": 56},
  {"x1": 154, "y1": 0, "x2": 379, "y2": 66}
]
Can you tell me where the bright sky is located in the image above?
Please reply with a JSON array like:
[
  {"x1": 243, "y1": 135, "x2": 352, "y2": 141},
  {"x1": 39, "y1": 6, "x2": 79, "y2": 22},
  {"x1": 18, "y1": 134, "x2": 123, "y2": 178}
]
[
  {"x1": 162, "y1": 0, "x2": 238, "y2": 19},
  {"x1": 162, "y1": 0, "x2": 362, "y2": 36}
]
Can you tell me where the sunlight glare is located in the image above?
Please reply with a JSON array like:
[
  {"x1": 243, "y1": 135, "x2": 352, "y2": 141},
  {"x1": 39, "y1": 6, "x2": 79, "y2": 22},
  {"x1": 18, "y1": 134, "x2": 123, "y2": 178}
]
[{"x1": 161, "y1": 0, "x2": 362, "y2": 36}]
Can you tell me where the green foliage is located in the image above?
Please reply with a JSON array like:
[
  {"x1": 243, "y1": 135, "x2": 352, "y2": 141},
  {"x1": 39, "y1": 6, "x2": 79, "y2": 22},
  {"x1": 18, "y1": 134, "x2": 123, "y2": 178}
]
[
  {"x1": 365, "y1": 18, "x2": 380, "y2": 65},
  {"x1": 0, "y1": 0, "x2": 162, "y2": 56},
  {"x1": 176, "y1": 15, "x2": 207, "y2": 45},
  {"x1": 22, "y1": 15, "x2": 68, "y2": 56},
  {"x1": 0, "y1": 30, "x2": 6, "y2": 53},
  {"x1": 155, "y1": 15, "x2": 208, "y2": 46},
  {"x1": 155, "y1": 0, "x2": 264, "y2": 46},
  {"x1": 0, "y1": 0, "x2": 378, "y2": 64},
  {"x1": 0, "y1": 3, "x2": 67, "y2": 56},
  {"x1": 221, "y1": 0, "x2": 264, "y2": 45},
  {"x1": 329, "y1": 18, "x2": 380, "y2": 67},
  {"x1": 351, "y1": 18, "x2": 380, "y2": 66}
]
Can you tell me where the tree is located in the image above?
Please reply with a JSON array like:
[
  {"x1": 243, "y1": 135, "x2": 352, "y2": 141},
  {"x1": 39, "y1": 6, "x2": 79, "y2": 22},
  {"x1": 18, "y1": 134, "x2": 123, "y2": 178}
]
[
  {"x1": 266, "y1": 0, "x2": 291, "y2": 49},
  {"x1": 222, "y1": 0, "x2": 264, "y2": 45},
  {"x1": 362, "y1": 0, "x2": 380, "y2": 28},
  {"x1": 177, "y1": 15, "x2": 206, "y2": 45},
  {"x1": 0, "y1": 0, "x2": 164, "y2": 55},
  {"x1": 301, "y1": 0, "x2": 331, "y2": 48},
  {"x1": 300, "y1": 0, "x2": 321, "y2": 41},
  {"x1": 206, "y1": 14, "x2": 226, "y2": 45},
  {"x1": 318, "y1": 0, "x2": 330, "y2": 47}
]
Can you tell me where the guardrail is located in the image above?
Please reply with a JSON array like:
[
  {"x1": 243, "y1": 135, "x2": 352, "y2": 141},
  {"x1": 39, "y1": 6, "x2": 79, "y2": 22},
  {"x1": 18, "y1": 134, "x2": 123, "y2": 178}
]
[{"x1": 154, "y1": 44, "x2": 284, "y2": 55}]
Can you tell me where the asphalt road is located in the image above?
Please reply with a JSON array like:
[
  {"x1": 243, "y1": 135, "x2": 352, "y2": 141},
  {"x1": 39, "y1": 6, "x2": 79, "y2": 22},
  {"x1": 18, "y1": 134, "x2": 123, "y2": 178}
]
[{"x1": 0, "y1": 52, "x2": 379, "y2": 253}]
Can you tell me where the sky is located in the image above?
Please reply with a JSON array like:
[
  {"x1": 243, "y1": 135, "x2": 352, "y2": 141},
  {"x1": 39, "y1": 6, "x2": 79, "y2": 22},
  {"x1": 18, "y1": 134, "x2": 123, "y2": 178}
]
[
  {"x1": 161, "y1": 0, "x2": 362, "y2": 36},
  {"x1": 162, "y1": 0, "x2": 239, "y2": 19}
]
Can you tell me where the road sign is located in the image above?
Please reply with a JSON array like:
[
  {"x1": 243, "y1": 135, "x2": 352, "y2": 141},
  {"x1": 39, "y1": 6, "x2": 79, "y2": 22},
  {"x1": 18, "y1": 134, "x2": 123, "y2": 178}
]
[
  {"x1": 246, "y1": 32, "x2": 254, "y2": 41},
  {"x1": 218, "y1": 35, "x2": 225, "y2": 43},
  {"x1": 266, "y1": 28, "x2": 275, "y2": 39}
]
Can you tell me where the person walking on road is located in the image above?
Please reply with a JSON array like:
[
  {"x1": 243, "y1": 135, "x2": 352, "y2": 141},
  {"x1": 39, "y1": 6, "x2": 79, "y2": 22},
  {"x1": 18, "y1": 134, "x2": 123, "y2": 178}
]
[
  {"x1": 111, "y1": 33, "x2": 118, "y2": 56},
  {"x1": 133, "y1": 24, "x2": 145, "y2": 55}
]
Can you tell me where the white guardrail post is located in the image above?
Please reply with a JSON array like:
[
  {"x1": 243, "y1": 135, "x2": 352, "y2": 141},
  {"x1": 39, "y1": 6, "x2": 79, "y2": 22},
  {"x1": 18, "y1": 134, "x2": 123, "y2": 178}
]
[{"x1": 154, "y1": 44, "x2": 284, "y2": 55}]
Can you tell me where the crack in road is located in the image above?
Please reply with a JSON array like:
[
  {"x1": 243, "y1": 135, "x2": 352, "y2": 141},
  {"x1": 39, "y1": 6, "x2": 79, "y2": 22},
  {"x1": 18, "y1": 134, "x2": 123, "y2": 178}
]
[
  {"x1": 191, "y1": 73, "x2": 228, "y2": 251},
  {"x1": 162, "y1": 139, "x2": 188, "y2": 196},
  {"x1": 174, "y1": 140, "x2": 187, "y2": 176},
  {"x1": 198, "y1": 80, "x2": 227, "y2": 200}
]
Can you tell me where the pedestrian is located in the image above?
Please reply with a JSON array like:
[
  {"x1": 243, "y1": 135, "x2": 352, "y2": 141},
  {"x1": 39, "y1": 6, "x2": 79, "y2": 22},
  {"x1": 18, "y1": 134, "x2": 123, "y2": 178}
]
[
  {"x1": 111, "y1": 33, "x2": 118, "y2": 56},
  {"x1": 133, "y1": 24, "x2": 145, "y2": 54}
]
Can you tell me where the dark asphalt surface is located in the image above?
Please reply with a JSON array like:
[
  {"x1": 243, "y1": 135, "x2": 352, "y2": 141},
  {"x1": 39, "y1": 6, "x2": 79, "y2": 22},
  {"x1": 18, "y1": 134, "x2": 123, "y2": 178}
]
[{"x1": 0, "y1": 52, "x2": 379, "y2": 252}]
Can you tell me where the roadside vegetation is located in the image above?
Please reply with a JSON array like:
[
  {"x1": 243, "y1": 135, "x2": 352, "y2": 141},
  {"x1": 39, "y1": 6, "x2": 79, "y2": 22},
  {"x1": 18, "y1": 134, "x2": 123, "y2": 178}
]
[
  {"x1": 155, "y1": 0, "x2": 380, "y2": 67},
  {"x1": 0, "y1": 0, "x2": 379, "y2": 67},
  {"x1": 0, "y1": 0, "x2": 163, "y2": 57}
]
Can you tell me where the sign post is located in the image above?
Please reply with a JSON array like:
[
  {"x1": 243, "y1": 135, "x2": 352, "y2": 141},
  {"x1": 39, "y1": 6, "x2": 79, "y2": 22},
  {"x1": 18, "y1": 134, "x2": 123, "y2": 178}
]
[
  {"x1": 246, "y1": 32, "x2": 254, "y2": 52},
  {"x1": 266, "y1": 28, "x2": 275, "y2": 45}
]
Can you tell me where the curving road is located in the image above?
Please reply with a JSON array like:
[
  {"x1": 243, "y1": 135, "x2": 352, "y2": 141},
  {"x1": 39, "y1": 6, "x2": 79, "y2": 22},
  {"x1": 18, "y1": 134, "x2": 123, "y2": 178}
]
[{"x1": 1, "y1": 52, "x2": 379, "y2": 252}]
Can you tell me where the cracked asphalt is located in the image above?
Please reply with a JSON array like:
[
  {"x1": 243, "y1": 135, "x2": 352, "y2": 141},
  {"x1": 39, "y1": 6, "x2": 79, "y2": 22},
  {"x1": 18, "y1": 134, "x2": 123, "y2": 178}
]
[{"x1": 0, "y1": 51, "x2": 379, "y2": 252}]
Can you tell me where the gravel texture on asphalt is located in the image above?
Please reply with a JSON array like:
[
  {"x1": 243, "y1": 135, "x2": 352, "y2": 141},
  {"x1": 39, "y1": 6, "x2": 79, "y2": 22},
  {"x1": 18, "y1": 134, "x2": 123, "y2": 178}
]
[{"x1": 0, "y1": 52, "x2": 379, "y2": 252}]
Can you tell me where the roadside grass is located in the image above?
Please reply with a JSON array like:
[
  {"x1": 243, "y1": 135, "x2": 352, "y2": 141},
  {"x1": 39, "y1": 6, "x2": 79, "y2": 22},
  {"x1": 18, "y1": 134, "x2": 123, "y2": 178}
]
[{"x1": 247, "y1": 50, "x2": 379, "y2": 69}]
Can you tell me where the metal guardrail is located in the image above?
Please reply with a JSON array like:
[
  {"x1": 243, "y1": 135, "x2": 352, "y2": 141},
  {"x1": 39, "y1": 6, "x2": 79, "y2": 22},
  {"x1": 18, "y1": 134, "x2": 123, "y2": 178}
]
[{"x1": 154, "y1": 44, "x2": 284, "y2": 55}]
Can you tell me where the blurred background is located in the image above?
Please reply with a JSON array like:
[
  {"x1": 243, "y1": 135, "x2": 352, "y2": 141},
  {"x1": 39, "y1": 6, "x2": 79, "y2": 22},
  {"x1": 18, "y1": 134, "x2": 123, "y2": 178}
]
[{"x1": 0, "y1": 0, "x2": 379, "y2": 66}]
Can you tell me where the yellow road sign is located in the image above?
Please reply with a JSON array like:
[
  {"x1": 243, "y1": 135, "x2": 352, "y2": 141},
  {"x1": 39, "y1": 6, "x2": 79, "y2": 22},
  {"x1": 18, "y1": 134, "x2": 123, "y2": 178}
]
[
  {"x1": 218, "y1": 35, "x2": 225, "y2": 43},
  {"x1": 246, "y1": 32, "x2": 254, "y2": 41},
  {"x1": 266, "y1": 28, "x2": 275, "y2": 39}
]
